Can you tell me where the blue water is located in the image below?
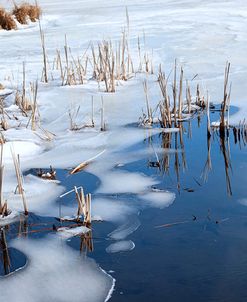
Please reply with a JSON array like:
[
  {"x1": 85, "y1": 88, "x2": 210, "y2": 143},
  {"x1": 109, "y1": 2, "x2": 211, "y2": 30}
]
[{"x1": 1, "y1": 109, "x2": 247, "y2": 302}]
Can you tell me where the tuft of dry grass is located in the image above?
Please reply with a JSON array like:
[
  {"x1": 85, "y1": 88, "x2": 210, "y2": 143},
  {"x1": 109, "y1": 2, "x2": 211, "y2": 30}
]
[
  {"x1": 12, "y1": 3, "x2": 29, "y2": 25},
  {"x1": 0, "y1": 7, "x2": 17, "y2": 30},
  {"x1": 27, "y1": 3, "x2": 41, "y2": 21},
  {"x1": 13, "y1": 2, "x2": 41, "y2": 24}
]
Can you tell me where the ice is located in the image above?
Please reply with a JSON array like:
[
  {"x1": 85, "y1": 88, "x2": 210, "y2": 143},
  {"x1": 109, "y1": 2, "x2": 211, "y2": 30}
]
[
  {"x1": 0, "y1": 236, "x2": 115, "y2": 302},
  {"x1": 238, "y1": 198, "x2": 247, "y2": 206},
  {"x1": 106, "y1": 240, "x2": 135, "y2": 253},
  {"x1": 3, "y1": 141, "x2": 44, "y2": 163},
  {"x1": 57, "y1": 226, "x2": 91, "y2": 239},
  {"x1": 108, "y1": 216, "x2": 141, "y2": 240},
  {"x1": 4, "y1": 174, "x2": 65, "y2": 217},
  {"x1": 139, "y1": 191, "x2": 176, "y2": 209},
  {"x1": 0, "y1": 210, "x2": 20, "y2": 226},
  {"x1": 92, "y1": 198, "x2": 137, "y2": 223},
  {"x1": 96, "y1": 171, "x2": 156, "y2": 194}
]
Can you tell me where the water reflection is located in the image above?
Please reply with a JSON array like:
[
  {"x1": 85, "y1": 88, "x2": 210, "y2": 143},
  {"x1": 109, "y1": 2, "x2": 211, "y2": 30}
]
[
  {"x1": 0, "y1": 228, "x2": 10, "y2": 275},
  {"x1": 146, "y1": 113, "x2": 246, "y2": 196}
]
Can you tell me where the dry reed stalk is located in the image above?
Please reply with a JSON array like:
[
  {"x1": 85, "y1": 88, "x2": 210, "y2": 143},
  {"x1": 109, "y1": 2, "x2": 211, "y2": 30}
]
[
  {"x1": 74, "y1": 186, "x2": 84, "y2": 220},
  {"x1": 0, "y1": 7, "x2": 17, "y2": 30},
  {"x1": 206, "y1": 92, "x2": 211, "y2": 138},
  {"x1": 70, "y1": 150, "x2": 105, "y2": 174},
  {"x1": 137, "y1": 36, "x2": 142, "y2": 72},
  {"x1": 84, "y1": 193, "x2": 91, "y2": 225},
  {"x1": 178, "y1": 67, "x2": 184, "y2": 119},
  {"x1": 172, "y1": 60, "x2": 177, "y2": 126},
  {"x1": 220, "y1": 62, "x2": 231, "y2": 138},
  {"x1": 0, "y1": 131, "x2": 5, "y2": 144},
  {"x1": 11, "y1": 149, "x2": 28, "y2": 215},
  {"x1": 186, "y1": 80, "x2": 192, "y2": 114},
  {"x1": 143, "y1": 80, "x2": 152, "y2": 124},
  {"x1": 30, "y1": 80, "x2": 39, "y2": 131},
  {"x1": 158, "y1": 69, "x2": 172, "y2": 128},
  {"x1": 0, "y1": 115, "x2": 9, "y2": 131},
  {"x1": 39, "y1": 21, "x2": 48, "y2": 83}
]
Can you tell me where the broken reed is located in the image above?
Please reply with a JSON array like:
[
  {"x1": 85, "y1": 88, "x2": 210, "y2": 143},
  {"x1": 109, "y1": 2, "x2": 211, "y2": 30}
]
[
  {"x1": 74, "y1": 186, "x2": 91, "y2": 225},
  {"x1": 11, "y1": 149, "x2": 28, "y2": 215},
  {"x1": 39, "y1": 21, "x2": 48, "y2": 83},
  {"x1": 142, "y1": 63, "x2": 206, "y2": 128},
  {"x1": 49, "y1": 30, "x2": 153, "y2": 91},
  {"x1": 219, "y1": 62, "x2": 231, "y2": 138}
]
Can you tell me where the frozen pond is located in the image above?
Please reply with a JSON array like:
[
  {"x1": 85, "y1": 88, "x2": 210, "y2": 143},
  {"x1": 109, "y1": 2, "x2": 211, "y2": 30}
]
[{"x1": 1, "y1": 0, "x2": 247, "y2": 301}]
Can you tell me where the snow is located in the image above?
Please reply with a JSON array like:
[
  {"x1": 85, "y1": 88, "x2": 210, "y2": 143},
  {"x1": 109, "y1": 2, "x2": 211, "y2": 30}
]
[{"x1": 0, "y1": 236, "x2": 114, "y2": 302}]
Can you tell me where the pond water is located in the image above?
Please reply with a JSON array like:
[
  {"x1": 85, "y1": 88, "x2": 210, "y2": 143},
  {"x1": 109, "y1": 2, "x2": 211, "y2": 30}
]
[{"x1": 1, "y1": 108, "x2": 247, "y2": 302}]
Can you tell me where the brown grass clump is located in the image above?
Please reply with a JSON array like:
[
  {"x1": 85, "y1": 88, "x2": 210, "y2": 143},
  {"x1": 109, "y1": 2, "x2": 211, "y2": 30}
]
[
  {"x1": 13, "y1": 3, "x2": 41, "y2": 24},
  {"x1": 0, "y1": 7, "x2": 17, "y2": 30},
  {"x1": 27, "y1": 4, "x2": 41, "y2": 22},
  {"x1": 12, "y1": 4, "x2": 29, "y2": 24}
]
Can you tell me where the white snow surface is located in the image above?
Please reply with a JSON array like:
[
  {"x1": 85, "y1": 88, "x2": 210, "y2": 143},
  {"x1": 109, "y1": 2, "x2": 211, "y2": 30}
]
[{"x1": 0, "y1": 236, "x2": 114, "y2": 302}]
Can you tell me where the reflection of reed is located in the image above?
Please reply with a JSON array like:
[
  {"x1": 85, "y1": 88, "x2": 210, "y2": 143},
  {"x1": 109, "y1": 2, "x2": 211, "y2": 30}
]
[
  {"x1": 18, "y1": 216, "x2": 28, "y2": 237},
  {"x1": 161, "y1": 132, "x2": 172, "y2": 174},
  {"x1": 158, "y1": 123, "x2": 188, "y2": 192},
  {"x1": 174, "y1": 132, "x2": 181, "y2": 191},
  {"x1": 80, "y1": 230, "x2": 93, "y2": 253},
  {"x1": 202, "y1": 135, "x2": 212, "y2": 182},
  {"x1": 0, "y1": 228, "x2": 11, "y2": 275},
  {"x1": 179, "y1": 125, "x2": 187, "y2": 171},
  {"x1": 220, "y1": 136, "x2": 232, "y2": 196}
]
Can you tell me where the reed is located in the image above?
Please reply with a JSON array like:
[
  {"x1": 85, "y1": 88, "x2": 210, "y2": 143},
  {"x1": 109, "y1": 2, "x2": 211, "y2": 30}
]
[
  {"x1": 143, "y1": 80, "x2": 153, "y2": 124},
  {"x1": 39, "y1": 21, "x2": 48, "y2": 83},
  {"x1": 220, "y1": 62, "x2": 231, "y2": 138},
  {"x1": 11, "y1": 149, "x2": 28, "y2": 215},
  {"x1": 158, "y1": 69, "x2": 172, "y2": 128}
]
